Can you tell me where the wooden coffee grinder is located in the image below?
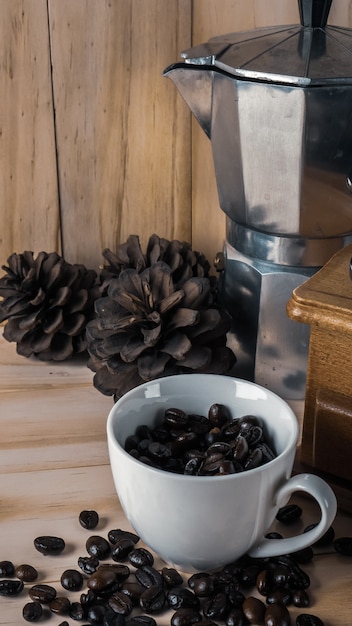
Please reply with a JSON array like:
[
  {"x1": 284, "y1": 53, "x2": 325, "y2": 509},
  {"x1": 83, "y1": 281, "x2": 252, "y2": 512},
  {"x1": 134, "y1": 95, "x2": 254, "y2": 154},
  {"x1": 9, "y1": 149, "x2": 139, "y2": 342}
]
[{"x1": 287, "y1": 244, "x2": 352, "y2": 513}]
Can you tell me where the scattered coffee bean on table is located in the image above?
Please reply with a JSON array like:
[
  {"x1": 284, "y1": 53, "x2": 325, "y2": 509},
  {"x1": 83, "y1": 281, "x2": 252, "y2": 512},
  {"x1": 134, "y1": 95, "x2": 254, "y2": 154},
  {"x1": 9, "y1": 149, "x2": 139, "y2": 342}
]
[
  {"x1": 15, "y1": 563, "x2": 38, "y2": 582},
  {"x1": 296, "y1": 614, "x2": 325, "y2": 626},
  {"x1": 0, "y1": 509, "x2": 349, "y2": 625},
  {"x1": 79, "y1": 509, "x2": 100, "y2": 530},
  {"x1": 33, "y1": 535, "x2": 65, "y2": 556},
  {"x1": 276, "y1": 504, "x2": 303, "y2": 525},
  {"x1": 22, "y1": 600, "x2": 43, "y2": 622},
  {"x1": 0, "y1": 560, "x2": 15, "y2": 576}
]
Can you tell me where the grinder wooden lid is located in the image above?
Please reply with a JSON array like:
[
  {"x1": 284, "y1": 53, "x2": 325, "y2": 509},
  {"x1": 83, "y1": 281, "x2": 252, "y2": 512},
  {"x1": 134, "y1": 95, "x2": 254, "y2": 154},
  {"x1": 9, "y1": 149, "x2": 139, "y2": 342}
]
[{"x1": 287, "y1": 244, "x2": 352, "y2": 333}]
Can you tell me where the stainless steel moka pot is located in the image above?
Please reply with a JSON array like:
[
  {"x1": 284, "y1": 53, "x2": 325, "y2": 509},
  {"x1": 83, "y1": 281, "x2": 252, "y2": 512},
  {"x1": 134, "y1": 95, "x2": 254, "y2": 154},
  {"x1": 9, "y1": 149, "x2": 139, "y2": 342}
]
[{"x1": 164, "y1": 0, "x2": 352, "y2": 399}]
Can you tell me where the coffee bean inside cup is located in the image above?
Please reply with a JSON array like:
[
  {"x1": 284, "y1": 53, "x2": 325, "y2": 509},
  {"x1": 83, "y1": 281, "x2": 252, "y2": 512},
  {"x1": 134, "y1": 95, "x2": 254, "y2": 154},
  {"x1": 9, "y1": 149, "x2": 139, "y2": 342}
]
[{"x1": 124, "y1": 403, "x2": 277, "y2": 475}]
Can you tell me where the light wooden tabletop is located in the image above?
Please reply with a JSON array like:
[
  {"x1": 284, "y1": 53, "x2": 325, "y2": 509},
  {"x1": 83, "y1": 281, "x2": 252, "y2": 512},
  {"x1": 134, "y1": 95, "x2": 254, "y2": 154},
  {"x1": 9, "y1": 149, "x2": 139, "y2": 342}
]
[{"x1": 0, "y1": 331, "x2": 351, "y2": 626}]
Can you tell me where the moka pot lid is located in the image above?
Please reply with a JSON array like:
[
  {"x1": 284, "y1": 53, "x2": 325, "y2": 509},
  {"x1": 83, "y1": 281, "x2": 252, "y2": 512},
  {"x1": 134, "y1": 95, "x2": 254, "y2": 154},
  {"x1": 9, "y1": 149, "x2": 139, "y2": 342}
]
[{"x1": 181, "y1": 0, "x2": 352, "y2": 87}]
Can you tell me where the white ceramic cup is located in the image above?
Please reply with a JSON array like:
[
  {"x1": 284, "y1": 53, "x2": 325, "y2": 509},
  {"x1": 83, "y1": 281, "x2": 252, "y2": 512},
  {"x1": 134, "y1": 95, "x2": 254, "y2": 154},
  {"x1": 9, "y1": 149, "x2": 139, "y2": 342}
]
[{"x1": 107, "y1": 374, "x2": 337, "y2": 573}]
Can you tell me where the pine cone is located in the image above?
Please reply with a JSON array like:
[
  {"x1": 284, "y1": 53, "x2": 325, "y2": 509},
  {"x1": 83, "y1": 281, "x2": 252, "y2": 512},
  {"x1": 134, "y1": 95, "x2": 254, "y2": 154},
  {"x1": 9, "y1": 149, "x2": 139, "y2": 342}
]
[
  {"x1": 0, "y1": 251, "x2": 100, "y2": 360},
  {"x1": 87, "y1": 260, "x2": 236, "y2": 400},
  {"x1": 100, "y1": 234, "x2": 215, "y2": 292}
]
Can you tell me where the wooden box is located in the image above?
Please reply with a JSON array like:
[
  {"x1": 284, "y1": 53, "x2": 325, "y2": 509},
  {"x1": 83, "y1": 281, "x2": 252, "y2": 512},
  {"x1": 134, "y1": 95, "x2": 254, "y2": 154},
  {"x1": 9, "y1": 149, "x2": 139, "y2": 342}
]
[{"x1": 287, "y1": 244, "x2": 352, "y2": 513}]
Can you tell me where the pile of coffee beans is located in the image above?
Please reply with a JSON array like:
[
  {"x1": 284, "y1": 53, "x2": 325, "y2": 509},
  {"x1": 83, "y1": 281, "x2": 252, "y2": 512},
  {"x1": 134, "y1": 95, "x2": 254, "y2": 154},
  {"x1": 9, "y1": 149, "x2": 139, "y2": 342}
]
[
  {"x1": 124, "y1": 404, "x2": 277, "y2": 475},
  {"x1": 1, "y1": 506, "x2": 351, "y2": 625}
]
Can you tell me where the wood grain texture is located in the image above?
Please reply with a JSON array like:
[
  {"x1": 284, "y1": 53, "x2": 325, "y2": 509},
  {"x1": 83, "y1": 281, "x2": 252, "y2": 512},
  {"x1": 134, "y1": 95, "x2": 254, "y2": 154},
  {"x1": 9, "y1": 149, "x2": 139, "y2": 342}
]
[
  {"x1": 0, "y1": 329, "x2": 352, "y2": 625},
  {"x1": 48, "y1": 0, "x2": 192, "y2": 270},
  {"x1": 0, "y1": 0, "x2": 60, "y2": 264}
]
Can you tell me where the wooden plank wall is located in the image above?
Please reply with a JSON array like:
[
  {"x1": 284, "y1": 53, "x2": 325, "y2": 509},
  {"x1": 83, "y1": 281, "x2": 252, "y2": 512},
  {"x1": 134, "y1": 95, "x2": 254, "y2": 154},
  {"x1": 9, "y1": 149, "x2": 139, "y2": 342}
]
[{"x1": 1, "y1": 0, "x2": 352, "y2": 274}]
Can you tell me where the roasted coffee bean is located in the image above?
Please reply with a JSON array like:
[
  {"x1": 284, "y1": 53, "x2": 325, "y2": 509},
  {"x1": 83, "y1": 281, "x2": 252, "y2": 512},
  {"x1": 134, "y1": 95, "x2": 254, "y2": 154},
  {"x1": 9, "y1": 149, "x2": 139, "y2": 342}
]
[
  {"x1": 206, "y1": 441, "x2": 233, "y2": 458},
  {"x1": 34, "y1": 535, "x2": 65, "y2": 555},
  {"x1": 212, "y1": 569, "x2": 236, "y2": 590},
  {"x1": 49, "y1": 595, "x2": 71, "y2": 615},
  {"x1": 201, "y1": 454, "x2": 228, "y2": 476},
  {"x1": 243, "y1": 446, "x2": 263, "y2": 470},
  {"x1": 172, "y1": 432, "x2": 199, "y2": 456},
  {"x1": 112, "y1": 538, "x2": 136, "y2": 561},
  {"x1": 86, "y1": 535, "x2": 111, "y2": 559},
  {"x1": 266, "y1": 589, "x2": 292, "y2": 606},
  {"x1": 171, "y1": 607, "x2": 202, "y2": 626},
  {"x1": 108, "y1": 529, "x2": 140, "y2": 545},
  {"x1": 70, "y1": 600, "x2": 85, "y2": 620},
  {"x1": 237, "y1": 414, "x2": 263, "y2": 429},
  {"x1": 272, "y1": 565, "x2": 291, "y2": 587},
  {"x1": 135, "y1": 565, "x2": 163, "y2": 589},
  {"x1": 99, "y1": 563, "x2": 130, "y2": 582},
  {"x1": 58, "y1": 622, "x2": 70, "y2": 626},
  {"x1": 188, "y1": 573, "x2": 214, "y2": 598},
  {"x1": 136, "y1": 424, "x2": 153, "y2": 440},
  {"x1": 138, "y1": 439, "x2": 153, "y2": 455},
  {"x1": 240, "y1": 424, "x2": 263, "y2": 447},
  {"x1": 22, "y1": 601, "x2": 43, "y2": 622},
  {"x1": 128, "y1": 547, "x2": 154, "y2": 568},
  {"x1": 276, "y1": 504, "x2": 302, "y2": 524},
  {"x1": 291, "y1": 547, "x2": 314, "y2": 564},
  {"x1": 225, "y1": 588, "x2": 245, "y2": 609},
  {"x1": 108, "y1": 590, "x2": 134, "y2": 615},
  {"x1": 104, "y1": 611, "x2": 127, "y2": 626},
  {"x1": 120, "y1": 581, "x2": 146, "y2": 606},
  {"x1": 167, "y1": 588, "x2": 200, "y2": 610},
  {"x1": 231, "y1": 435, "x2": 248, "y2": 462},
  {"x1": 202, "y1": 592, "x2": 229, "y2": 620},
  {"x1": 78, "y1": 554, "x2": 100, "y2": 574},
  {"x1": 208, "y1": 403, "x2": 231, "y2": 427},
  {"x1": 164, "y1": 408, "x2": 189, "y2": 429},
  {"x1": 256, "y1": 568, "x2": 273, "y2": 596},
  {"x1": 240, "y1": 563, "x2": 263, "y2": 587},
  {"x1": 272, "y1": 556, "x2": 310, "y2": 590},
  {"x1": 0, "y1": 578, "x2": 24, "y2": 595},
  {"x1": 61, "y1": 568, "x2": 84, "y2": 591},
  {"x1": 0, "y1": 560, "x2": 15, "y2": 577},
  {"x1": 127, "y1": 617, "x2": 157, "y2": 626},
  {"x1": 125, "y1": 434, "x2": 141, "y2": 452},
  {"x1": 139, "y1": 584, "x2": 166, "y2": 613},
  {"x1": 333, "y1": 536, "x2": 352, "y2": 556},
  {"x1": 296, "y1": 614, "x2": 324, "y2": 626},
  {"x1": 86, "y1": 602, "x2": 107, "y2": 623},
  {"x1": 187, "y1": 414, "x2": 210, "y2": 435},
  {"x1": 266, "y1": 532, "x2": 283, "y2": 540},
  {"x1": 80, "y1": 588, "x2": 96, "y2": 608},
  {"x1": 221, "y1": 422, "x2": 241, "y2": 441},
  {"x1": 303, "y1": 524, "x2": 335, "y2": 547},
  {"x1": 242, "y1": 596, "x2": 266, "y2": 624},
  {"x1": 15, "y1": 563, "x2": 38, "y2": 582},
  {"x1": 292, "y1": 589, "x2": 310, "y2": 608},
  {"x1": 29, "y1": 583, "x2": 57, "y2": 603},
  {"x1": 162, "y1": 567, "x2": 184, "y2": 587},
  {"x1": 147, "y1": 442, "x2": 172, "y2": 463},
  {"x1": 225, "y1": 607, "x2": 248, "y2": 626},
  {"x1": 79, "y1": 509, "x2": 99, "y2": 530},
  {"x1": 264, "y1": 601, "x2": 291, "y2": 626},
  {"x1": 87, "y1": 567, "x2": 118, "y2": 592},
  {"x1": 257, "y1": 442, "x2": 276, "y2": 463}
]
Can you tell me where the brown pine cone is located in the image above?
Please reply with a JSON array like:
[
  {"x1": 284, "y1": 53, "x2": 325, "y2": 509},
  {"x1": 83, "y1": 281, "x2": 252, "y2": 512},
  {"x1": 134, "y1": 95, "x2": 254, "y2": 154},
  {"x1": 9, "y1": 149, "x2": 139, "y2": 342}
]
[
  {"x1": 86, "y1": 260, "x2": 236, "y2": 400},
  {"x1": 0, "y1": 251, "x2": 100, "y2": 360},
  {"x1": 100, "y1": 234, "x2": 215, "y2": 292}
]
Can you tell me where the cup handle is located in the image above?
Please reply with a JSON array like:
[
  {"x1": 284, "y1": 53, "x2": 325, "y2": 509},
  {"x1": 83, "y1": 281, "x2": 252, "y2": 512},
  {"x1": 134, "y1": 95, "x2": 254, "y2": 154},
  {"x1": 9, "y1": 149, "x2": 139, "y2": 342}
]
[{"x1": 248, "y1": 473, "x2": 337, "y2": 559}]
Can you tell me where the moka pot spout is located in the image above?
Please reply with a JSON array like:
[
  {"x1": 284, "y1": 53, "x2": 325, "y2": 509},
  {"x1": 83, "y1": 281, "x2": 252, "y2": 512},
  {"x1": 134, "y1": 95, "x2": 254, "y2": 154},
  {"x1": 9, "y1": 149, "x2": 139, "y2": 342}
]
[{"x1": 163, "y1": 62, "x2": 213, "y2": 139}]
